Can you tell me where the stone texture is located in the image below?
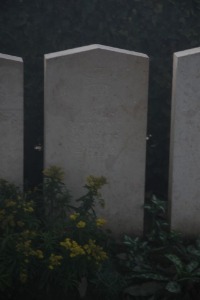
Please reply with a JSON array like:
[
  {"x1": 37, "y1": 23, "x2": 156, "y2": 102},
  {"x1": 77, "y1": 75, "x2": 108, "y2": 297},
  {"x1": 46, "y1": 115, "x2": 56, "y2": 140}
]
[
  {"x1": 0, "y1": 54, "x2": 23, "y2": 187},
  {"x1": 169, "y1": 47, "x2": 200, "y2": 236},
  {"x1": 44, "y1": 44, "x2": 149, "y2": 237}
]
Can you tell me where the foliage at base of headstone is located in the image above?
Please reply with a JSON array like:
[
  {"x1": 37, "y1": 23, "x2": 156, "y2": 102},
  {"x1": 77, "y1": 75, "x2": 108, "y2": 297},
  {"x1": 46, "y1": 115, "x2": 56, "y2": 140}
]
[
  {"x1": 117, "y1": 196, "x2": 200, "y2": 300},
  {"x1": 1, "y1": 169, "x2": 200, "y2": 300},
  {"x1": 0, "y1": 166, "x2": 110, "y2": 300}
]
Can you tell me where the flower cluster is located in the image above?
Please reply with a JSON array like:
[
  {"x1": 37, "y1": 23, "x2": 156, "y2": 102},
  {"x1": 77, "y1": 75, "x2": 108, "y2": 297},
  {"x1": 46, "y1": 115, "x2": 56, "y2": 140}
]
[
  {"x1": 0, "y1": 197, "x2": 35, "y2": 231},
  {"x1": 0, "y1": 168, "x2": 110, "y2": 297},
  {"x1": 16, "y1": 230, "x2": 44, "y2": 260},
  {"x1": 69, "y1": 212, "x2": 80, "y2": 221},
  {"x1": 69, "y1": 213, "x2": 86, "y2": 228},
  {"x1": 70, "y1": 215, "x2": 106, "y2": 228},
  {"x1": 60, "y1": 238, "x2": 85, "y2": 257},
  {"x1": 15, "y1": 230, "x2": 44, "y2": 283},
  {"x1": 96, "y1": 218, "x2": 106, "y2": 227},
  {"x1": 5, "y1": 198, "x2": 34, "y2": 213},
  {"x1": 60, "y1": 237, "x2": 108, "y2": 262},
  {"x1": 43, "y1": 165, "x2": 65, "y2": 181},
  {"x1": 86, "y1": 175, "x2": 107, "y2": 192},
  {"x1": 76, "y1": 220, "x2": 86, "y2": 228},
  {"x1": 84, "y1": 239, "x2": 108, "y2": 262},
  {"x1": 48, "y1": 254, "x2": 63, "y2": 270}
]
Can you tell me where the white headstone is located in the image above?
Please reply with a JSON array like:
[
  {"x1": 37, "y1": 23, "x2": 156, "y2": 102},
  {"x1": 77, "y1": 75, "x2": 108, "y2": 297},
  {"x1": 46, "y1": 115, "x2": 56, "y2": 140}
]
[
  {"x1": 169, "y1": 47, "x2": 200, "y2": 236},
  {"x1": 0, "y1": 54, "x2": 23, "y2": 187},
  {"x1": 44, "y1": 44, "x2": 149, "y2": 237}
]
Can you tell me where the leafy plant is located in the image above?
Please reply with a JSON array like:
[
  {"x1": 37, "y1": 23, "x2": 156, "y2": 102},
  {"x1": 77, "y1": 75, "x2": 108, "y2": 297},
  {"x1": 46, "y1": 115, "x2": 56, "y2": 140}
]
[
  {"x1": 118, "y1": 196, "x2": 200, "y2": 300},
  {"x1": 0, "y1": 167, "x2": 110, "y2": 300},
  {"x1": 2, "y1": 175, "x2": 200, "y2": 300}
]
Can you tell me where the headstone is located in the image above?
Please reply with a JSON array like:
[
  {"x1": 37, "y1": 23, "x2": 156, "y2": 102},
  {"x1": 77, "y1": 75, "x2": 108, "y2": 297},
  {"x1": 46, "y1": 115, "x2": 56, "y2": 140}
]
[
  {"x1": 44, "y1": 44, "x2": 149, "y2": 237},
  {"x1": 169, "y1": 47, "x2": 200, "y2": 236},
  {"x1": 0, "y1": 54, "x2": 23, "y2": 187}
]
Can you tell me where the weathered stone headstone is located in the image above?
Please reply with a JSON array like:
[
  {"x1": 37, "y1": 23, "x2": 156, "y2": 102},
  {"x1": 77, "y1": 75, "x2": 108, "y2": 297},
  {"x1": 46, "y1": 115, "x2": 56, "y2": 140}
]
[
  {"x1": 169, "y1": 47, "x2": 200, "y2": 236},
  {"x1": 44, "y1": 44, "x2": 149, "y2": 237},
  {"x1": 0, "y1": 54, "x2": 23, "y2": 187}
]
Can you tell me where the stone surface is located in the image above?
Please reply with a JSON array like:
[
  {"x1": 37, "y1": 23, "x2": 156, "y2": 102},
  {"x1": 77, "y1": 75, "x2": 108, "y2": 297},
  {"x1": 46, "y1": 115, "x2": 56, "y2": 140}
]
[
  {"x1": 44, "y1": 44, "x2": 149, "y2": 237},
  {"x1": 0, "y1": 54, "x2": 23, "y2": 187},
  {"x1": 169, "y1": 47, "x2": 200, "y2": 236}
]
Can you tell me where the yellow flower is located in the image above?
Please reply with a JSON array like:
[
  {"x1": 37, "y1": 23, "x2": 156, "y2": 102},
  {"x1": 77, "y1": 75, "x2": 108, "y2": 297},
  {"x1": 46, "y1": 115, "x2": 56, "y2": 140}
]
[
  {"x1": 83, "y1": 244, "x2": 91, "y2": 254},
  {"x1": 96, "y1": 218, "x2": 106, "y2": 227},
  {"x1": 48, "y1": 254, "x2": 63, "y2": 269},
  {"x1": 43, "y1": 166, "x2": 65, "y2": 181},
  {"x1": 83, "y1": 239, "x2": 108, "y2": 262},
  {"x1": 60, "y1": 238, "x2": 71, "y2": 248},
  {"x1": 60, "y1": 238, "x2": 85, "y2": 257},
  {"x1": 76, "y1": 221, "x2": 86, "y2": 228},
  {"x1": 86, "y1": 176, "x2": 107, "y2": 190},
  {"x1": 69, "y1": 212, "x2": 80, "y2": 221},
  {"x1": 34, "y1": 249, "x2": 44, "y2": 259},
  {"x1": 5, "y1": 200, "x2": 16, "y2": 207},
  {"x1": 70, "y1": 245, "x2": 85, "y2": 257},
  {"x1": 16, "y1": 238, "x2": 36, "y2": 258},
  {"x1": 23, "y1": 206, "x2": 34, "y2": 213}
]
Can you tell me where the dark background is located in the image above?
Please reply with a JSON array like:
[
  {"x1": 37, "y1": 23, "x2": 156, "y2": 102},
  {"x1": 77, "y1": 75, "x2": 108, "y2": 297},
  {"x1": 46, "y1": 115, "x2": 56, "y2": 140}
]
[{"x1": 1, "y1": 0, "x2": 200, "y2": 199}]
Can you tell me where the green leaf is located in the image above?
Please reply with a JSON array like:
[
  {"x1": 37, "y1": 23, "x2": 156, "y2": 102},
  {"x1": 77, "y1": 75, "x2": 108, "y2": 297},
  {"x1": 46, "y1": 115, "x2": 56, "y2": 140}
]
[
  {"x1": 165, "y1": 254, "x2": 183, "y2": 273},
  {"x1": 124, "y1": 281, "x2": 164, "y2": 297},
  {"x1": 130, "y1": 273, "x2": 168, "y2": 281},
  {"x1": 187, "y1": 245, "x2": 200, "y2": 257},
  {"x1": 186, "y1": 261, "x2": 199, "y2": 273},
  {"x1": 165, "y1": 281, "x2": 181, "y2": 293}
]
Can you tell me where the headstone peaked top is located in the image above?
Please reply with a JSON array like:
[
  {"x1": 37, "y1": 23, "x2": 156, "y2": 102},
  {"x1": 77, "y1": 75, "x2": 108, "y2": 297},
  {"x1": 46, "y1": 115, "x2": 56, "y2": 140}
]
[{"x1": 44, "y1": 44, "x2": 149, "y2": 237}]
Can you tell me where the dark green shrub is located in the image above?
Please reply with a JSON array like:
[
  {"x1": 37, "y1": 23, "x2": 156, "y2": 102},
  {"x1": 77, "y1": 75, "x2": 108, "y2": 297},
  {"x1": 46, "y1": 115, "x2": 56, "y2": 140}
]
[{"x1": 118, "y1": 196, "x2": 200, "y2": 300}]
